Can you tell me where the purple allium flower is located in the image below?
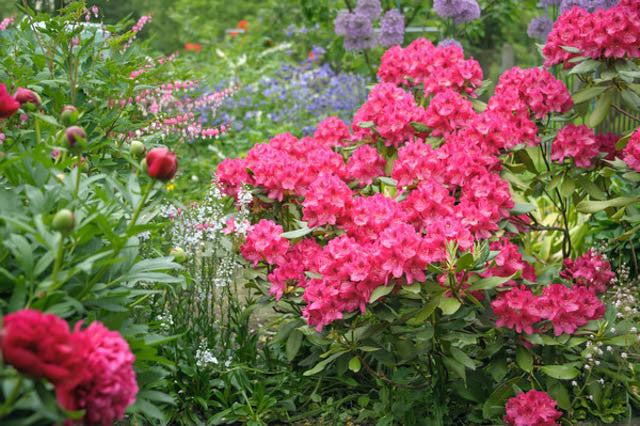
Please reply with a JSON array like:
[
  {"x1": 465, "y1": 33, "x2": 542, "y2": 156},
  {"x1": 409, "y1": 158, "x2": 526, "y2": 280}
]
[
  {"x1": 356, "y1": 0, "x2": 382, "y2": 21},
  {"x1": 438, "y1": 37, "x2": 463, "y2": 49},
  {"x1": 335, "y1": 11, "x2": 377, "y2": 50},
  {"x1": 527, "y1": 16, "x2": 553, "y2": 40},
  {"x1": 335, "y1": 10, "x2": 352, "y2": 36},
  {"x1": 433, "y1": 0, "x2": 481, "y2": 25},
  {"x1": 539, "y1": 0, "x2": 562, "y2": 5},
  {"x1": 560, "y1": 0, "x2": 619, "y2": 12},
  {"x1": 379, "y1": 9, "x2": 405, "y2": 46}
]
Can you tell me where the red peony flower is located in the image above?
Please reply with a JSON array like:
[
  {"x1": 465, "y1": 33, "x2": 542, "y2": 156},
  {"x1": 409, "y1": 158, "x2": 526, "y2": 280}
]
[
  {"x1": 57, "y1": 322, "x2": 138, "y2": 426},
  {"x1": 13, "y1": 87, "x2": 41, "y2": 106},
  {"x1": 504, "y1": 390, "x2": 562, "y2": 426},
  {"x1": 146, "y1": 147, "x2": 177, "y2": 181},
  {"x1": 0, "y1": 83, "x2": 20, "y2": 119},
  {"x1": 0, "y1": 309, "x2": 85, "y2": 387}
]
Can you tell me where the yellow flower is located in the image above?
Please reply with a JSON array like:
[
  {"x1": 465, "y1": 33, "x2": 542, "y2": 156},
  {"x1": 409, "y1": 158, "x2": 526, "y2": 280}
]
[{"x1": 166, "y1": 182, "x2": 176, "y2": 191}]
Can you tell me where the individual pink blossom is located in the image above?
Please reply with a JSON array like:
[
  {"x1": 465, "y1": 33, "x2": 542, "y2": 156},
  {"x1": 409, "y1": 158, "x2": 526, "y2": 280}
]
[
  {"x1": 596, "y1": 132, "x2": 621, "y2": 161},
  {"x1": 216, "y1": 158, "x2": 252, "y2": 197},
  {"x1": 622, "y1": 127, "x2": 640, "y2": 172},
  {"x1": 268, "y1": 239, "x2": 323, "y2": 300},
  {"x1": 551, "y1": 124, "x2": 599, "y2": 168},
  {"x1": 57, "y1": 322, "x2": 138, "y2": 426},
  {"x1": 346, "y1": 145, "x2": 386, "y2": 186},
  {"x1": 342, "y1": 193, "x2": 401, "y2": 243},
  {"x1": 401, "y1": 179, "x2": 456, "y2": 232},
  {"x1": 504, "y1": 390, "x2": 562, "y2": 426},
  {"x1": 240, "y1": 219, "x2": 290, "y2": 267},
  {"x1": 560, "y1": 250, "x2": 615, "y2": 293},
  {"x1": 423, "y1": 89, "x2": 477, "y2": 137},
  {"x1": 491, "y1": 286, "x2": 542, "y2": 334}
]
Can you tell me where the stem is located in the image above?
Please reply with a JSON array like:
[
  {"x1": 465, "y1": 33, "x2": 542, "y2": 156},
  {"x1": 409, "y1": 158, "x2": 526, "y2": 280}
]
[
  {"x1": 50, "y1": 233, "x2": 65, "y2": 285},
  {"x1": 362, "y1": 49, "x2": 377, "y2": 82},
  {"x1": 353, "y1": 350, "x2": 431, "y2": 389},
  {"x1": 73, "y1": 165, "x2": 81, "y2": 200},
  {"x1": 0, "y1": 377, "x2": 24, "y2": 418},
  {"x1": 612, "y1": 104, "x2": 640, "y2": 123},
  {"x1": 34, "y1": 116, "x2": 41, "y2": 145}
]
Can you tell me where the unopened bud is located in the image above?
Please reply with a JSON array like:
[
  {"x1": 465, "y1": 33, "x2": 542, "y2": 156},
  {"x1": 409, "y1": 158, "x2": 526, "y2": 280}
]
[
  {"x1": 60, "y1": 105, "x2": 78, "y2": 126},
  {"x1": 52, "y1": 209, "x2": 75, "y2": 233},
  {"x1": 170, "y1": 247, "x2": 186, "y2": 263},
  {"x1": 63, "y1": 126, "x2": 86, "y2": 153},
  {"x1": 130, "y1": 140, "x2": 146, "y2": 159}
]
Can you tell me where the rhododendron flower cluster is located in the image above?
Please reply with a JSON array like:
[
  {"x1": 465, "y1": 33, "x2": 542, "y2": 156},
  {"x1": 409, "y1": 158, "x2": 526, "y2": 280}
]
[
  {"x1": 622, "y1": 127, "x2": 640, "y2": 172},
  {"x1": 351, "y1": 82, "x2": 427, "y2": 147},
  {"x1": 240, "y1": 219, "x2": 290, "y2": 266},
  {"x1": 493, "y1": 67, "x2": 573, "y2": 120},
  {"x1": 504, "y1": 390, "x2": 563, "y2": 426},
  {"x1": 378, "y1": 38, "x2": 483, "y2": 97},
  {"x1": 423, "y1": 89, "x2": 476, "y2": 137},
  {"x1": 492, "y1": 283, "x2": 605, "y2": 336},
  {"x1": 560, "y1": 249, "x2": 615, "y2": 293},
  {"x1": 543, "y1": 1, "x2": 640, "y2": 67},
  {"x1": 551, "y1": 124, "x2": 599, "y2": 167},
  {"x1": 346, "y1": 144, "x2": 386, "y2": 186},
  {"x1": 313, "y1": 116, "x2": 352, "y2": 148},
  {"x1": 0, "y1": 310, "x2": 137, "y2": 425},
  {"x1": 480, "y1": 238, "x2": 537, "y2": 286}
]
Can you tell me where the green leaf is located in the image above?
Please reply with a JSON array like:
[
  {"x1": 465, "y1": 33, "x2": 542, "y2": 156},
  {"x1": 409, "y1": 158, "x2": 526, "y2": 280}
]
[
  {"x1": 569, "y1": 59, "x2": 600, "y2": 75},
  {"x1": 540, "y1": 364, "x2": 579, "y2": 380},
  {"x1": 621, "y1": 89, "x2": 640, "y2": 111},
  {"x1": 378, "y1": 176, "x2": 397, "y2": 187},
  {"x1": 622, "y1": 172, "x2": 640, "y2": 182},
  {"x1": 576, "y1": 197, "x2": 638, "y2": 213},
  {"x1": 442, "y1": 355, "x2": 466, "y2": 381},
  {"x1": 450, "y1": 347, "x2": 477, "y2": 370},
  {"x1": 286, "y1": 329, "x2": 303, "y2": 361},
  {"x1": 407, "y1": 295, "x2": 442, "y2": 325},
  {"x1": 409, "y1": 122, "x2": 430, "y2": 133},
  {"x1": 603, "y1": 334, "x2": 638, "y2": 346},
  {"x1": 576, "y1": 175, "x2": 606, "y2": 200},
  {"x1": 572, "y1": 86, "x2": 607, "y2": 104},
  {"x1": 510, "y1": 203, "x2": 536, "y2": 215},
  {"x1": 348, "y1": 356, "x2": 361, "y2": 373},
  {"x1": 559, "y1": 176, "x2": 576, "y2": 198},
  {"x1": 468, "y1": 271, "x2": 519, "y2": 291},
  {"x1": 560, "y1": 45, "x2": 582, "y2": 53},
  {"x1": 303, "y1": 351, "x2": 346, "y2": 376},
  {"x1": 456, "y1": 252, "x2": 475, "y2": 272},
  {"x1": 588, "y1": 89, "x2": 614, "y2": 128},
  {"x1": 281, "y1": 226, "x2": 312, "y2": 239},
  {"x1": 547, "y1": 380, "x2": 571, "y2": 411},
  {"x1": 438, "y1": 297, "x2": 461, "y2": 315},
  {"x1": 357, "y1": 121, "x2": 375, "y2": 129},
  {"x1": 369, "y1": 285, "x2": 394, "y2": 303},
  {"x1": 482, "y1": 377, "x2": 520, "y2": 419},
  {"x1": 516, "y1": 347, "x2": 533, "y2": 373}
]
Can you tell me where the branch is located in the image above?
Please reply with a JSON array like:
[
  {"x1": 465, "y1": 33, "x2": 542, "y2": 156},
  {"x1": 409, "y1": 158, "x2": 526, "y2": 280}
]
[
  {"x1": 612, "y1": 104, "x2": 640, "y2": 124},
  {"x1": 353, "y1": 351, "x2": 431, "y2": 390}
]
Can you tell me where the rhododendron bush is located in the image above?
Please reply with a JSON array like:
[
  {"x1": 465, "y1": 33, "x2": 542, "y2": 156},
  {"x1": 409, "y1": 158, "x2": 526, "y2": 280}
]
[{"x1": 219, "y1": 3, "x2": 640, "y2": 422}]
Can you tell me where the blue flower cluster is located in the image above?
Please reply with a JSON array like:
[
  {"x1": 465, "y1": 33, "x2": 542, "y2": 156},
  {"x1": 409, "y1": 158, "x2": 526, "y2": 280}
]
[{"x1": 207, "y1": 59, "x2": 369, "y2": 142}]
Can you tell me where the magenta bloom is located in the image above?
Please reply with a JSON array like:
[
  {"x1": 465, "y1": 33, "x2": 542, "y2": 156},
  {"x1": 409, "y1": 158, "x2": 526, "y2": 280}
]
[
  {"x1": 0, "y1": 83, "x2": 20, "y2": 119},
  {"x1": 146, "y1": 147, "x2": 177, "y2": 181},
  {"x1": 504, "y1": 390, "x2": 562, "y2": 425},
  {"x1": 57, "y1": 322, "x2": 138, "y2": 426},
  {"x1": 551, "y1": 124, "x2": 599, "y2": 168},
  {"x1": 560, "y1": 250, "x2": 615, "y2": 293},
  {"x1": 491, "y1": 285, "x2": 542, "y2": 334},
  {"x1": 533, "y1": 284, "x2": 605, "y2": 336},
  {"x1": 346, "y1": 145, "x2": 386, "y2": 186},
  {"x1": 240, "y1": 219, "x2": 290, "y2": 267},
  {"x1": 313, "y1": 116, "x2": 351, "y2": 148},
  {"x1": 622, "y1": 127, "x2": 640, "y2": 172}
]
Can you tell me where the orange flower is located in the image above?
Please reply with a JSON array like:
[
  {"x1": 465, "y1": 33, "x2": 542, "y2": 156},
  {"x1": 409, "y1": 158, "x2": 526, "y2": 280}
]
[
  {"x1": 237, "y1": 20, "x2": 249, "y2": 29},
  {"x1": 184, "y1": 43, "x2": 202, "y2": 52}
]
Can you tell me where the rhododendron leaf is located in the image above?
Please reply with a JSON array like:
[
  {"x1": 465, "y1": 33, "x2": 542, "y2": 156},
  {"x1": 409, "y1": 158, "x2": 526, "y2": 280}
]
[
  {"x1": 281, "y1": 226, "x2": 312, "y2": 239},
  {"x1": 559, "y1": 176, "x2": 576, "y2": 198},
  {"x1": 560, "y1": 45, "x2": 582, "y2": 53},
  {"x1": 451, "y1": 347, "x2": 478, "y2": 371},
  {"x1": 357, "y1": 121, "x2": 375, "y2": 129},
  {"x1": 588, "y1": 90, "x2": 614, "y2": 128},
  {"x1": 467, "y1": 272, "x2": 519, "y2": 291},
  {"x1": 409, "y1": 122, "x2": 430, "y2": 133},
  {"x1": 576, "y1": 176, "x2": 606, "y2": 200},
  {"x1": 370, "y1": 285, "x2": 394, "y2": 303},
  {"x1": 513, "y1": 149, "x2": 537, "y2": 174},
  {"x1": 303, "y1": 351, "x2": 347, "y2": 376},
  {"x1": 546, "y1": 379, "x2": 571, "y2": 411},
  {"x1": 572, "y1": 86, "x2": 607, "y2": 104},
  {"x1": 622, "y1": 172, "x2": 640, "y2": 183},
  {"x1": 304, "y1": 271, "x2": 323, "y2": 279},
  {"x1": 442, "y1": 355, "x2": 466, "y2": 381},
  {"x1": 569, "y1": 59, "x2": 600, "y2": 75},
  {"x1": 438, "y1": 297, "x2": 461, "y2": 315},
  {"x1": 510, "y1": 203, "x2": 536, "y2": 215},
  {"x1": 568, "y1": 55, "x2": 589, "y2": 63},
  {"x1": 603, "y1": 334, "x2": 638, "y2": 346},
  {"x1": 407, "y1": 294, "x2": 442, "y2": 325},
  {"x1": 515, "y1": 347, "x2": 533, "y2": 373},
  {"x1": 470, "y1": 98, "x2": 487, "y2": 113},
  {"x1": 482, "y1": 377, "x2": 521, "y2": 420},
  {"x1": 615, "y1": 133, "x2": 631, "y2": 150},
  {"x1": 630, "y1": 83, "x2": 640, "y2": 95},
  {"x1": 377, "y1": 176, "x2": 397, "y2": 187},
  {"x1": 427, "y1": 263, "x2": 447, "y2": 275},
  {"x1": 348, "y1": 356, "x2": 361, "y2": 373},
  {"x1": 455, "y1": 252, "x2": 475, "y2": 272},
  {"x1": 577, "y1": 197, "x2": 638, "y2": 213},
  {"x1": 621, "y1": 89, "x2": 640, "y2": 111},
  {"x1": 540, "y1": 364, "x2": 579, "y2": 380},
  {"x1": 286, "y1": 329, "x2": 303, "y2": 361}
]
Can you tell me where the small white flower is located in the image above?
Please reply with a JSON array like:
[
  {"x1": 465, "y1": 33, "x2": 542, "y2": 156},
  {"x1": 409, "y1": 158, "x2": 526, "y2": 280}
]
[
  {"x1": 584, "y1": 364, "x2": 591, "y2": 370},
  {"x1": 621, "y1": 352, "x2": 628, "y2": 359},
  {"x1": 606, "y1": 346, "x2": 613, "y2": 352},
  {"x1": 631, "y1": 327, "x2": 637, "y2": 333},
  {"x1": 571, "y1": 381, "x2": 578, "y2": 387}
]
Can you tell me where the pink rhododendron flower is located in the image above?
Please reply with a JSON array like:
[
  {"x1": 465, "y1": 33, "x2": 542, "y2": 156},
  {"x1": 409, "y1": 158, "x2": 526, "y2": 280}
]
[
  {"x1": 351, "y1": 82, "x2": 427, "y2": 147},
  {"x1": 423, "y1": 89, "x2": 477, "y2": 137},
  {"x1": 596, "y1": 132, "x2": 620, "y2": 161},
  {"x1": 551, "y1": 124, "x2": 599, "y2": 168},
  {"x1": 216, "y1": 158, "x2": 252, "y2": 197},
  {"x1": 560, "y1": 250, "x2": 615, "y2": 293},
  {"x1": 342, "y1": 193, "x2": 401, "y2": 243},
  {"x1": 302, "y1": 173, "x2": 353, "y2": 228},
  {"x1": 57, "y1": 322, "x2": 138, "y2": 426},
  {"x1": 504, "y1": 390, "x2": 562, "y2": 426},
  {"x1": 622, "y1": 127, "x2": 640, "y2": 172},
  {"x1": 346, "y1": 145, "x2": 386, "y2": 186},
  {"x1": 241, "y1": 219, "x2": 290, "y2": 267},
  {"x1": 268, "y1": 239, "x2": 323, "y2": 300},
  {"x1": 314, "y1": 116, "x2": 351, "y2": 147},
  {"x1": 480, "y1": 238, "x2": 537, "y2": 287},
  {"x1": 401, "y1": 179, "x2": 456, "y2": 232},
  {"x1": 491, "y1": 286, "x2": 542, "y2": 334}
]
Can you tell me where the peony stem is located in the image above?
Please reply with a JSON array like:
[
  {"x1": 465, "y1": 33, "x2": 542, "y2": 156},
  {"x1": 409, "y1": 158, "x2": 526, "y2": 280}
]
[
  {"x1": 0, "y1": 376, "x2": 24, "y2": 418},
  {"x1": 50, "y1": 233, "x2": 65, "y2": 287},
  {"x1": 126, "y1": 179, "x2": 155, "y2": 235}
]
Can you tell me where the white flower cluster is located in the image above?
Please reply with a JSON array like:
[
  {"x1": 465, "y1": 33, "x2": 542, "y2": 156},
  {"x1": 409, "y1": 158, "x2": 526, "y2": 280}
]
[
  {"x1": 195, "y1": 341, "x2": 232, "y2": 369},
  {"x1": 156, "y1": 313, "x2": 174, "y2": 330}
]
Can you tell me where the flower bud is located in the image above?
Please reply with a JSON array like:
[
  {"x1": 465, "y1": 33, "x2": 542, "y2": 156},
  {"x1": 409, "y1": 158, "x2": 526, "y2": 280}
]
[
  {"x1": 140, "y1": 158, "x2": 148, "y2": 173},
  {"x1": 63, "y1": 126, "x2": 86, "y2": 153},
  {"x1": 145, "y1": 147, "x2": 177, "y2": 181},
  {"x1": 60, "y1": 105, "x2": 78, "y2": 126},
  {"x1": 14, "y1": 87, "x2": 41, "y2": 108},
  {"x1": 52, "y1": 209, "x2": 75, "y2": 233},
  {"x1": 170, "y1": 247, "x2": 186, "y2": 263},
  {"x1": 129, "y1": 140, "x2": 146, "y2": 159}
]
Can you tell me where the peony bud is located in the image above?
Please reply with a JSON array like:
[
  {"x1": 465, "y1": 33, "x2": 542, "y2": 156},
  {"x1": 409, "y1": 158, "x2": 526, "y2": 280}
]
[
  {"x1": 170, "y1": 247, "x2": 186, "y2": 263},
  {"x1": 52, "y1": 209, "x2": 75, "y2": 233},
  {"x1": 129, "y1": 140, "x2": 146, "y2": 159},
  {"x1": 145, "y1": 147, "x2": 177, "y2": 181},
  {"x1": 63, "y1": 126, "x2": 86, "y2": 153},
  {"x1": 13, "y1": 87, "x2": 41, "y2": 108},
  {"x1": 140, "y1": 158, "x2": 148, "y2": 173},
  {"x1": 60, "y1": 105, "x2": 78, "y2": 126}
]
